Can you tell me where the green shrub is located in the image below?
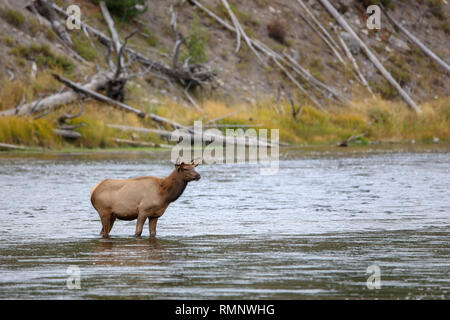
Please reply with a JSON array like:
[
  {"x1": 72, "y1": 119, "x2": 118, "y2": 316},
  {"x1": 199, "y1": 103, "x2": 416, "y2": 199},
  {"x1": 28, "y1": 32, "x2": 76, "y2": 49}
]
[
  {"x1": 11, "y1": 43, "x2": 74, "y2": 73},
  {"x1": 2, "y1": 36, "x2": 14, "y2": 46},
  {"x1": 0, "y1": 7, "x2": 25, "y2": 27},
  {"x1": 27, "y1": 17, "x2": 41, "y2": 36},
  {"x1": 437, "y1": 21, "x2": 450, "y2": 34},
  {"x1": 90, "y1": 0, "x2": 147, "y2": 20},
  {"x1": 182, "y1": 15, "x2": 207, "y2": 64},
  {"x1": 142, "y1": 27, "x2": 158, "y2": 47},
  {"x1": 45, "y1": 29, "x2": 57, "y2": 41},
  {"x1": 427, "y1": 0, "x2": 445, "y2": 19},
  {"x1": 72, "y1": 37, "x2": 98, "y2": 61},
  {"x1": 370, "y1": 80, "x2": 397, "y2": 100}
]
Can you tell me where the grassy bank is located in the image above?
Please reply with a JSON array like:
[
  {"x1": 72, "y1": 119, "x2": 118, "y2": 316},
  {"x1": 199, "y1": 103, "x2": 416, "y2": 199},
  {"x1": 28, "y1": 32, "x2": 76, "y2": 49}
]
[{"x1": 0, "y1": 93, "x2": 449, "y2": 150}]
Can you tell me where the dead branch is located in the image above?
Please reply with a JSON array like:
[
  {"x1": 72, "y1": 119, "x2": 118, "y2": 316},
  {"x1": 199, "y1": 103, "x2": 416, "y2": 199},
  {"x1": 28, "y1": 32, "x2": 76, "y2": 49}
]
[
  {"x1": 273, "y1": 83, "x2": 282, "y2": 115},
  {"x1": 0, "y1": 72, "x2": 112, "y2": 116},
  {"x1": 52, "y1": 74, "x2": 189, "y2": 132},
  {"x1": 338, "y1": 34, "x2": 375, "y2": 97},
  {"x1": 220, "y1": 0, "x2": 263, "y2": 63},
  {"x1": 282, "y1": 52, "x2": 344, "y2": 102},
  {"x1": 189, "y1": 0, "x2": 342, "y2": 109},
  {"x1": 98, "y1": 2, "x2": 139, "y2": 101},
  {"x1": 338, "y1": 133, "x2": 365, "y2": 147},
  {"x1": 184, "y1": 85, "x2": 201, "y2": 110},
  {"x1": 108, "y1": 124, "x2": 274, "y2": 148},
  {"x1": 115, "y1": 30, "x2": 139, "y2": 79},
  {"x1": 48, "y1": 3, "x2": 215, "y2": 88},
  {"x1": 318, "y1": 0, "x2": 421, "y2": 113},
  {"x1": 272, "y1": 57, "x2": 325, "y2": 111},
  {"x1": 99, "y1": 1, "x2": 123, "y2": 66},
  {"x1": 168, "y1": 5, "x2": 216, "y2": 89},
  {"x1": 382, "y1": 6, "x2": 450, "y2": 74},
  {"x1": 53, "y1": 129, "x2": 82, "y2": 139},
  {"x1": 204, "y1": 124, "x2": 264, "y2": 128},
  {"x1": 57, "y1": 101, "x2": 86, "y2": 133},
  {"x1": 28, "y1": 0, "x2": 72, "y2": 45},
  {"x1": 206, "y1": 111, "x2": 239, "y2": 124},
  {"x1": 295, "y1": 0, "x2": 346, "y2": 65},
  {"x1": 284, "y1": 86, "x2": 302, "y2": 121},
  {"x1": 0, "y1": 142, "x2": 33, "y2": 151},
  {"x1": 113, "y1": 138, "x2": 172, "y2": 148}
]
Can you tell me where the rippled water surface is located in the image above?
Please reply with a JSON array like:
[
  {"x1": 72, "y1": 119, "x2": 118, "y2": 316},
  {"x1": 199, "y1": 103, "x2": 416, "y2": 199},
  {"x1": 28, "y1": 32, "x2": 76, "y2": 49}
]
[{"x1": 0, "y1": 146, "x2": 449, "y2": 299}]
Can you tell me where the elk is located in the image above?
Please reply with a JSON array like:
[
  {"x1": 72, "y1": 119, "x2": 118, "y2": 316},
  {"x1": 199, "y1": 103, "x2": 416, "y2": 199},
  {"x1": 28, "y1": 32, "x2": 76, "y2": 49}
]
[{"x1": 90, "y1": 158, "x2": 201, "y2": 238}]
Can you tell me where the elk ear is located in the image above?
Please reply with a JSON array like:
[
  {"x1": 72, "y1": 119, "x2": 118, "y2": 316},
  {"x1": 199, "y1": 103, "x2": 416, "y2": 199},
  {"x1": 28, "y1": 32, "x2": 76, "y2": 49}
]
[{"x1": 191, "y1": 158, "x2": 201, "y2": 167}]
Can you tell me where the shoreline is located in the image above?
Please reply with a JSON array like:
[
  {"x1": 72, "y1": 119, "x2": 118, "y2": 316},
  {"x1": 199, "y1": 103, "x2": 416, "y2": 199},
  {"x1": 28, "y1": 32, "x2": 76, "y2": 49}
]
[{"x1": 1, "y1": 141, "x2": 449, "y2": 159}]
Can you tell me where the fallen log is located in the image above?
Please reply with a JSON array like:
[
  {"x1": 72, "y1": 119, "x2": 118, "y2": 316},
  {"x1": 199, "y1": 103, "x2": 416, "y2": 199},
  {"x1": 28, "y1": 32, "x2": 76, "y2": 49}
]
[
  {"x1": 220, "y1": 0, "x2": 263, "y2": 63},
  {"x1": 99, "y1": 1, "x2": 123, "y2": 68},
  {"x1": 338, "y1": 35, "x2": 375, "y2": 97},
  {"x1": 107, "y1": 124, "x2": 275, "y2": 148},
  {"x1": 189, "y1": 0, "x2": 344, "y2": 106},
  {"x1": 318, "y1": 0, "x2": 421, "y2": 113},
  {"x1": 295, "y1": 0, "x2": 346, "y2": 65},
  {"x1": 53, "y1": 129, "x2": 82, "y2": 139},
  {"x1": 383, "y1": 7, "x2": 450, "y2": 74},
  {"x1": 282, "y1": 53, "x2": 343, "y2": 102},
  {"x1": 0, "y1": 142, "x2": 32, "y2": 151},
  {"x1": 29, "y1": 0, "x2": 72, "y2": 45},
  {"x1": 52, "y1": 74, "x2": 190, "y2": 132},
  {"x1": 113, "y1": 138, "x2": 172, "y2": 148},
  {"x1": 49, "y1": 3, "x2": 214, "y2": 88},
  {"x1": 338, "y1": 133, "x2": 365, "y2": 147},
  {"x1": 0, "y1": 72, "x2": 112, "y2": 116}
]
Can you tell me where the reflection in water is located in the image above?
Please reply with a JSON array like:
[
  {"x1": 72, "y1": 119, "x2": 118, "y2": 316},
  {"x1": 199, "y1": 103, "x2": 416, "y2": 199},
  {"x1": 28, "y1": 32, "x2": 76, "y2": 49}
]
[
  {"x1": 0, "y1": 146, "x2": 449, "y2": 299},
  {"x1": 91, "y1": 238, "x2": 166, "y2": 267}
]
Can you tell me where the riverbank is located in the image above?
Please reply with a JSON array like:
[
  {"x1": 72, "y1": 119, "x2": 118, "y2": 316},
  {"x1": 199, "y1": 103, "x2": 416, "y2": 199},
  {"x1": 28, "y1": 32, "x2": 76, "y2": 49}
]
[
  {"x1": 1, "y1": 141, "x2": 449, "y2": 163},
  {"x1": 0, "y1": 95, "x2": 449, "y2": 151}
]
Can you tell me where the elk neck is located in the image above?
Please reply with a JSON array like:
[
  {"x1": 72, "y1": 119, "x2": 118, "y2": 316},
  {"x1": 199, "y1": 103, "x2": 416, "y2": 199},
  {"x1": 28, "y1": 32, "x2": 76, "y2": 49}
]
[{"x1": 160, "y1": 168, "x2": 188, "y2": 203}]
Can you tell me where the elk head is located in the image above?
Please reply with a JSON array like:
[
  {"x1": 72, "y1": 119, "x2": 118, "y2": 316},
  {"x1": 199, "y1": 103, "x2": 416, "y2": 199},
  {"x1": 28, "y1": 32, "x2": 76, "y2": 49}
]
[{"x1": 174, "y1": 158, "x2": 201, "y2": 182}]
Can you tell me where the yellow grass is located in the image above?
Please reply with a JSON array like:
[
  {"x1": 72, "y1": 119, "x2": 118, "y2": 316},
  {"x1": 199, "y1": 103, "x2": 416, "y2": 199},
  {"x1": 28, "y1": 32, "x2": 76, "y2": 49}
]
[{"x1": 0, "y1": 72, "x2": 448, "y2": 149}]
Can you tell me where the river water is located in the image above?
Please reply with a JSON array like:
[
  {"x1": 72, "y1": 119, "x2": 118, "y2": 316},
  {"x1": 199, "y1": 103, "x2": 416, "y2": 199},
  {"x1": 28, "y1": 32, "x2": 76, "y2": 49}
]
[{"x1": 0, "y1": 146, "x2": 448, "y2": 299}]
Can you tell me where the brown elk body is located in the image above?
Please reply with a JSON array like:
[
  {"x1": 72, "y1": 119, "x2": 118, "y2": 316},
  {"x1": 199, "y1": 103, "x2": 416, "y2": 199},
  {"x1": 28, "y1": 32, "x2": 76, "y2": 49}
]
[{"x1": 90, "y1": 160, "x2": 200, "y2": 238}]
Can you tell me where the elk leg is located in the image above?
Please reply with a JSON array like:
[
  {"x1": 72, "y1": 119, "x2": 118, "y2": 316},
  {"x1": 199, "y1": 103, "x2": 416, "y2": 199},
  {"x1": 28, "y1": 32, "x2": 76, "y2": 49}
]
[
  {"x1": 100, "y1": 213, "x2": 111, "y2": 238},
  {"x1": 149, "y1": 217, "x2": 158, "y2": 238},
  {"x1": 108, "y1": 215, "x2": 116, "y2": 233},
  {"x1": 134, "y1": 214, "x2": 147, "y2": 237}
]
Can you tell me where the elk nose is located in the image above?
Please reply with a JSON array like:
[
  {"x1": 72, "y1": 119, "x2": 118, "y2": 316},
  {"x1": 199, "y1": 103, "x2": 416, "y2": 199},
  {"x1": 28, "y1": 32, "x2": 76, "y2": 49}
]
[{"x1": 195, "y1": 174, "x2": 201, "y2": 181}]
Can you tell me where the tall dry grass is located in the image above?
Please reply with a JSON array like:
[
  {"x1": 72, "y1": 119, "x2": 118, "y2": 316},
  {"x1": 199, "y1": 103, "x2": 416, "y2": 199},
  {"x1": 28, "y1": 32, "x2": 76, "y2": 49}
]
[{"x1": 0, "y1": 71, "x2": 448, "y2": 149}]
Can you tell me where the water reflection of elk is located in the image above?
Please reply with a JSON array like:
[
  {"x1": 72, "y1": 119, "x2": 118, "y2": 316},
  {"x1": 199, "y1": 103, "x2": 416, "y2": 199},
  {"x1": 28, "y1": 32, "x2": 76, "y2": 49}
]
[{"x1": 90, "y1": 238, "x2": 169, "y2": 267}]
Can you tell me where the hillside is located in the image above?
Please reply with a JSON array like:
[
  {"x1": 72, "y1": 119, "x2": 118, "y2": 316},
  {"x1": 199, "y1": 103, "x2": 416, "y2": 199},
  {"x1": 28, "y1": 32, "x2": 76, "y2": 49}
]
[{"x1": 0, "y1": 0, "x2": 449, "y2": 149}]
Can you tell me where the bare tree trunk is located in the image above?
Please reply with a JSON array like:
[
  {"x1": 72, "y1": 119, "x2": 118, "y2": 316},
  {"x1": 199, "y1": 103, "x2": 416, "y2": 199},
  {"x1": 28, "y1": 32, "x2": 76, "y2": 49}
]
[
  {"x1": 52, "y1": 74, "x2": 190, "y2": 131},
  {"x1": 0, "y1": 72, "x2": 112, "y2": 116},
  {"x1": 48, "y1": 3, "x2": 214, "y2": 87},
  {"x1": 189, "y1": 0, "x2": 344, "y2": 107},
  {"x1": 383, "y1": 8, "x2": 450, "y2": 74},
  {"x1": 108, "y1": 124, "x2": 274, "y2": 148},
  {"x1": 295, "y1": 0, "x2": 346, "y2": 65},
  {"x1": 31, "y1": 0, "x2": 72, "y2": 45},
  {"x1": 318, "y1": 0, "x2": 421, "y2": 113},
  {"x1": 113, "y1": 138, "x2": 171, "y2": 148},
  {"x1": 338, "y1": 35, "x2": 375, "y2": 97},
  {"x1": 0, "y1": 142, "x2": 34, "y2": 150}
]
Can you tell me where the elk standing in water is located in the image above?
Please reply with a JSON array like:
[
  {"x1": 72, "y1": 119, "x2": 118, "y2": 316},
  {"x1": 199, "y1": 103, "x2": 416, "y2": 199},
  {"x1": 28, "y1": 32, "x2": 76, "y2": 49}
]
[{"x1": 90, "y1": 159, "x2": 201, "y2": 238}]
